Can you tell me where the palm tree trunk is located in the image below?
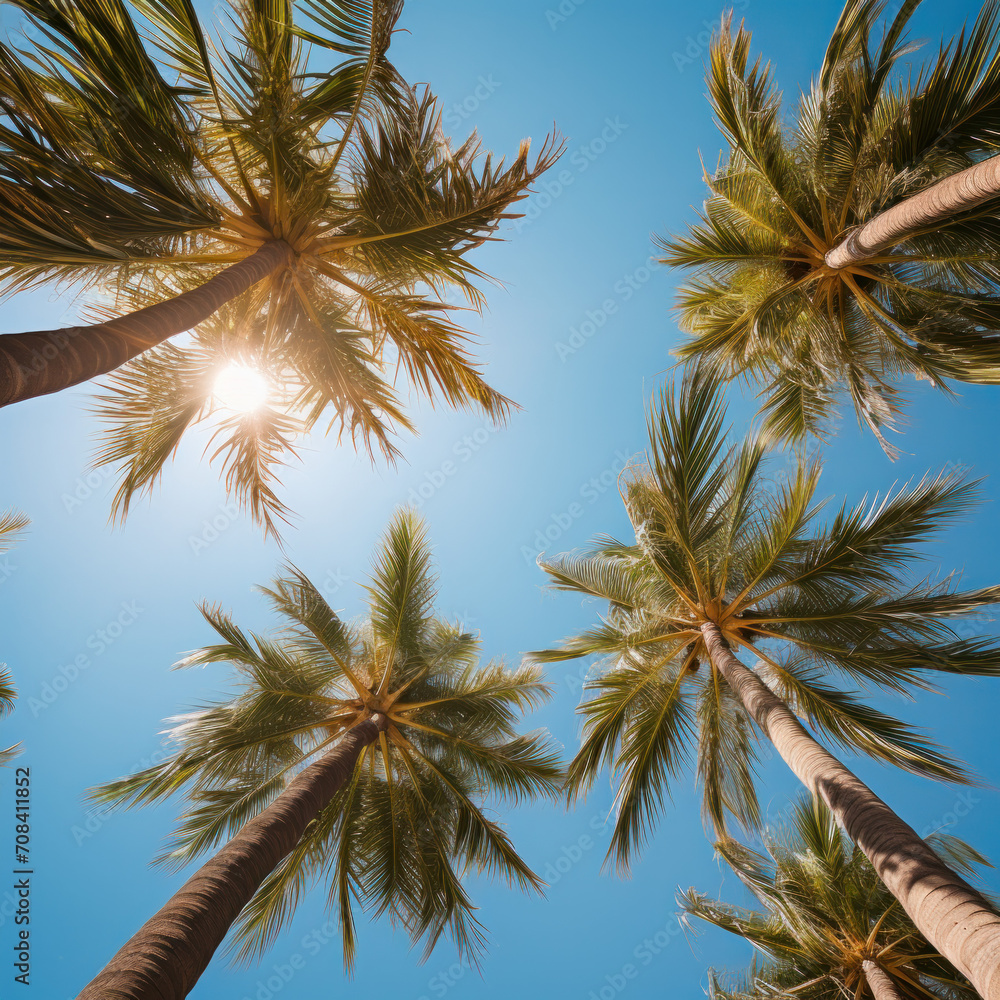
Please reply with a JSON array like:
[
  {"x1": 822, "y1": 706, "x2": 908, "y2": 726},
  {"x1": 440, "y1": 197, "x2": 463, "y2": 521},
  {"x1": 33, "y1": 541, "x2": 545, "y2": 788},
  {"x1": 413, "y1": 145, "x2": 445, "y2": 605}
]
[
  {"x1": 76, "y1": 714, "x2": 384, "y2": 1000},
  {"x1": 862, "y1": 959, "x2": 903, "y2": 1000},
  {"x1": 700, "y1": 622, "x2": 1000, "y2": 1000},
  {"x1": 0, "y1": 240, "x2": 292, "y2": 407},
  {"x1": 825, "y1": 154, "x2": 1000, "y2": 268}
]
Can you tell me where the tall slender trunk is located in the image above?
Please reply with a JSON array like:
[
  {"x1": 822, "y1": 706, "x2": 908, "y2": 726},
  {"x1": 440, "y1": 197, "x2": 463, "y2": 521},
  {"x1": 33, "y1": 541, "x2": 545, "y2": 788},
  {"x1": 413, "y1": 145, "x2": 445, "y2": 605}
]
[
  {"x1": 0, "y1": 240, "x2": 292, "y2": 407},
  {"x1": 700, "y1": 622, "x2": 1000, "y2": 1000},
  {"x1": 76, "y1": 715, "x2": 383, "y2": 1000},
  {"x1": 862, "y1": 959, "x2": 904, "y2": 1000},
  {"x1": 825, "y1": 154, "x2": 1000, "y2": 268}
]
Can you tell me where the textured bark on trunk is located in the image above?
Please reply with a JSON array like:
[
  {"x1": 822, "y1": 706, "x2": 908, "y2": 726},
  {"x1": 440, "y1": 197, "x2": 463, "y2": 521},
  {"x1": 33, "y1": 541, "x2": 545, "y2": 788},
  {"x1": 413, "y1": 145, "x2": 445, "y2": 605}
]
[
  {"x1": 76, "y1": 715, "x2": 383, "y2": 1000},
  {"x1": 700, "y1": 622, "x2": 1000, "y2": 1000},
  {"x1": 862, "y1": 959, "x2": 904, "y2": 1000},
  {"x1": 825, "y1": 154, "x2": 1000, "y2": 268},
  {"x1": 0, "y1": 240, "x2": 292, "y2": 407}
]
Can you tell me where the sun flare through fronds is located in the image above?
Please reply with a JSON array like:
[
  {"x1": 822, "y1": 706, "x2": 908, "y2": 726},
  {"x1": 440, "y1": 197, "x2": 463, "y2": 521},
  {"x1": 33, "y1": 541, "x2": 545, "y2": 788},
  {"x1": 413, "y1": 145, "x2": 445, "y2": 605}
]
[
  {"x1": 213, "y1": 363, "x2": 271, "y2": 414},
  {"x1": 0, "y1": 0, "x2": 562, "y2": 530}
]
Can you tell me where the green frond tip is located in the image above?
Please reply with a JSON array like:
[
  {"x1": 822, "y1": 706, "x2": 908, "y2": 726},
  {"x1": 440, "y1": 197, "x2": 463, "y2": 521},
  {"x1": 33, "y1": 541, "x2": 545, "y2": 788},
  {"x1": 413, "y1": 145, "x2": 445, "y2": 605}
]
[
  {"x1": 0, "y1": 510, "x2": 29, "y2": 553},
  {"x1": 0, "y1": 664, "x2": 16, "y2": 717},
  {"x1": 0, "y1": 515, "x2": 27, "y2": 753}
]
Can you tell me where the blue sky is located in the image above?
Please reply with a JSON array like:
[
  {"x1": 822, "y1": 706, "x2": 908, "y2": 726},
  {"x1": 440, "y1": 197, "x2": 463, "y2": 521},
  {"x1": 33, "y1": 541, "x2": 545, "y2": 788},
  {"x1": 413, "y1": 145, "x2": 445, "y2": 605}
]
[{"x1": 4, "y1": 0, "x2": 1000, "y2": 998}]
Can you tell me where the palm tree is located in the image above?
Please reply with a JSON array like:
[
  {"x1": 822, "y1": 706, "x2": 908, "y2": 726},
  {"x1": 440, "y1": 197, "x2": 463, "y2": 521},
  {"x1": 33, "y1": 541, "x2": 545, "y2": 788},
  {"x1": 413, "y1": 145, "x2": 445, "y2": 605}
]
[
  {"x1": 0, "y1": 0, "x2": 558, "y2": 467},
  {"x1": 532, "y1": 369, "x2": 1000, "y2": 1000},
  {"x1": 79, "y1": 509, "x2": 561, "y2": 1000},
  {"x1": 660, "y1": 0, "x2": 1000, "y2": 453},
  {"x1": 683, "y1": 796, "x2": 985, "y2": 1000},
  {"x1": 0, "y1": 509, "x2": 28, "y2": 765}
]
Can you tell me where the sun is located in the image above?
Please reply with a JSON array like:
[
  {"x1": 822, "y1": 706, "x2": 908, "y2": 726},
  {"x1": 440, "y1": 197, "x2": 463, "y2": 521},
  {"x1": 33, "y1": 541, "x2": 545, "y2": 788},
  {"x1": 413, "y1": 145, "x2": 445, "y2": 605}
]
[{"x1": 213, "y1": 364, "x2": 271, "y2": 413}]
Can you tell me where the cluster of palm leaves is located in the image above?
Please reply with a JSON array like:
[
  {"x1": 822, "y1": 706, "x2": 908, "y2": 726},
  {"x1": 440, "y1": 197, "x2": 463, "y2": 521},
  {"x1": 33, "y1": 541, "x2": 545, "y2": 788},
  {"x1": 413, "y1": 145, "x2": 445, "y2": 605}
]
[
  {"x1": 93, "y1": 511, "x2": 559, "y2": 970},
  {"x1": 0, "y1": 0, "x2": 559, "y2": 533},
  {"x1": 529, "y1": 365, "x2": 1000, "y2": 1000},
  {"x1": 8, "y1": 0, "x2": 1000, "y2": 999},
  {"x1": 682, "y1": 797, "x2": 987, "y2": 1000},
  {"x1": 621, "y1": 2, "x2": 1000, "y2": 994},
  {"x1": 78, "y1": 510, "x2": 560, "y2": 999},
  {"x1": 534, "y1": 368, "x2": 1000, "y2": 848},
  {"x1": 662, "y1": 0, "x2": 1000, "y2": 451}
]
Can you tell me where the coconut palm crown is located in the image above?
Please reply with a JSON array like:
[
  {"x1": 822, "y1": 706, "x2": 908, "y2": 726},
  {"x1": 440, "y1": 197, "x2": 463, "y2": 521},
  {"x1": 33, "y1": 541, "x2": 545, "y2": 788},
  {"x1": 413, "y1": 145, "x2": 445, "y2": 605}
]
[
  {"x1": 660, "y1": 0, "x2": 1000, "y2": 453},
  {"x1": 94, "y1": 509, "x2": 561, "y2": 968},
  {"x1": 683, "y1": 796, "x2": 984, "y2": 1000},
  {"x1": 0, "y1": 0, "x2": 559, "y2": 532},
  {"x1": 532, "y1": 368, "x2": 1000, "y2": 865}
]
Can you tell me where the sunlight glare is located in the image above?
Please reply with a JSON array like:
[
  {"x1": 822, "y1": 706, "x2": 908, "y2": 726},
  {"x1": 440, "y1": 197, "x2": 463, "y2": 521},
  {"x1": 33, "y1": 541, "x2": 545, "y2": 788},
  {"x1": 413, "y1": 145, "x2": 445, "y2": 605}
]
[{"x1": 213, "y1": 364, "x2": 271, "y2": 413}]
